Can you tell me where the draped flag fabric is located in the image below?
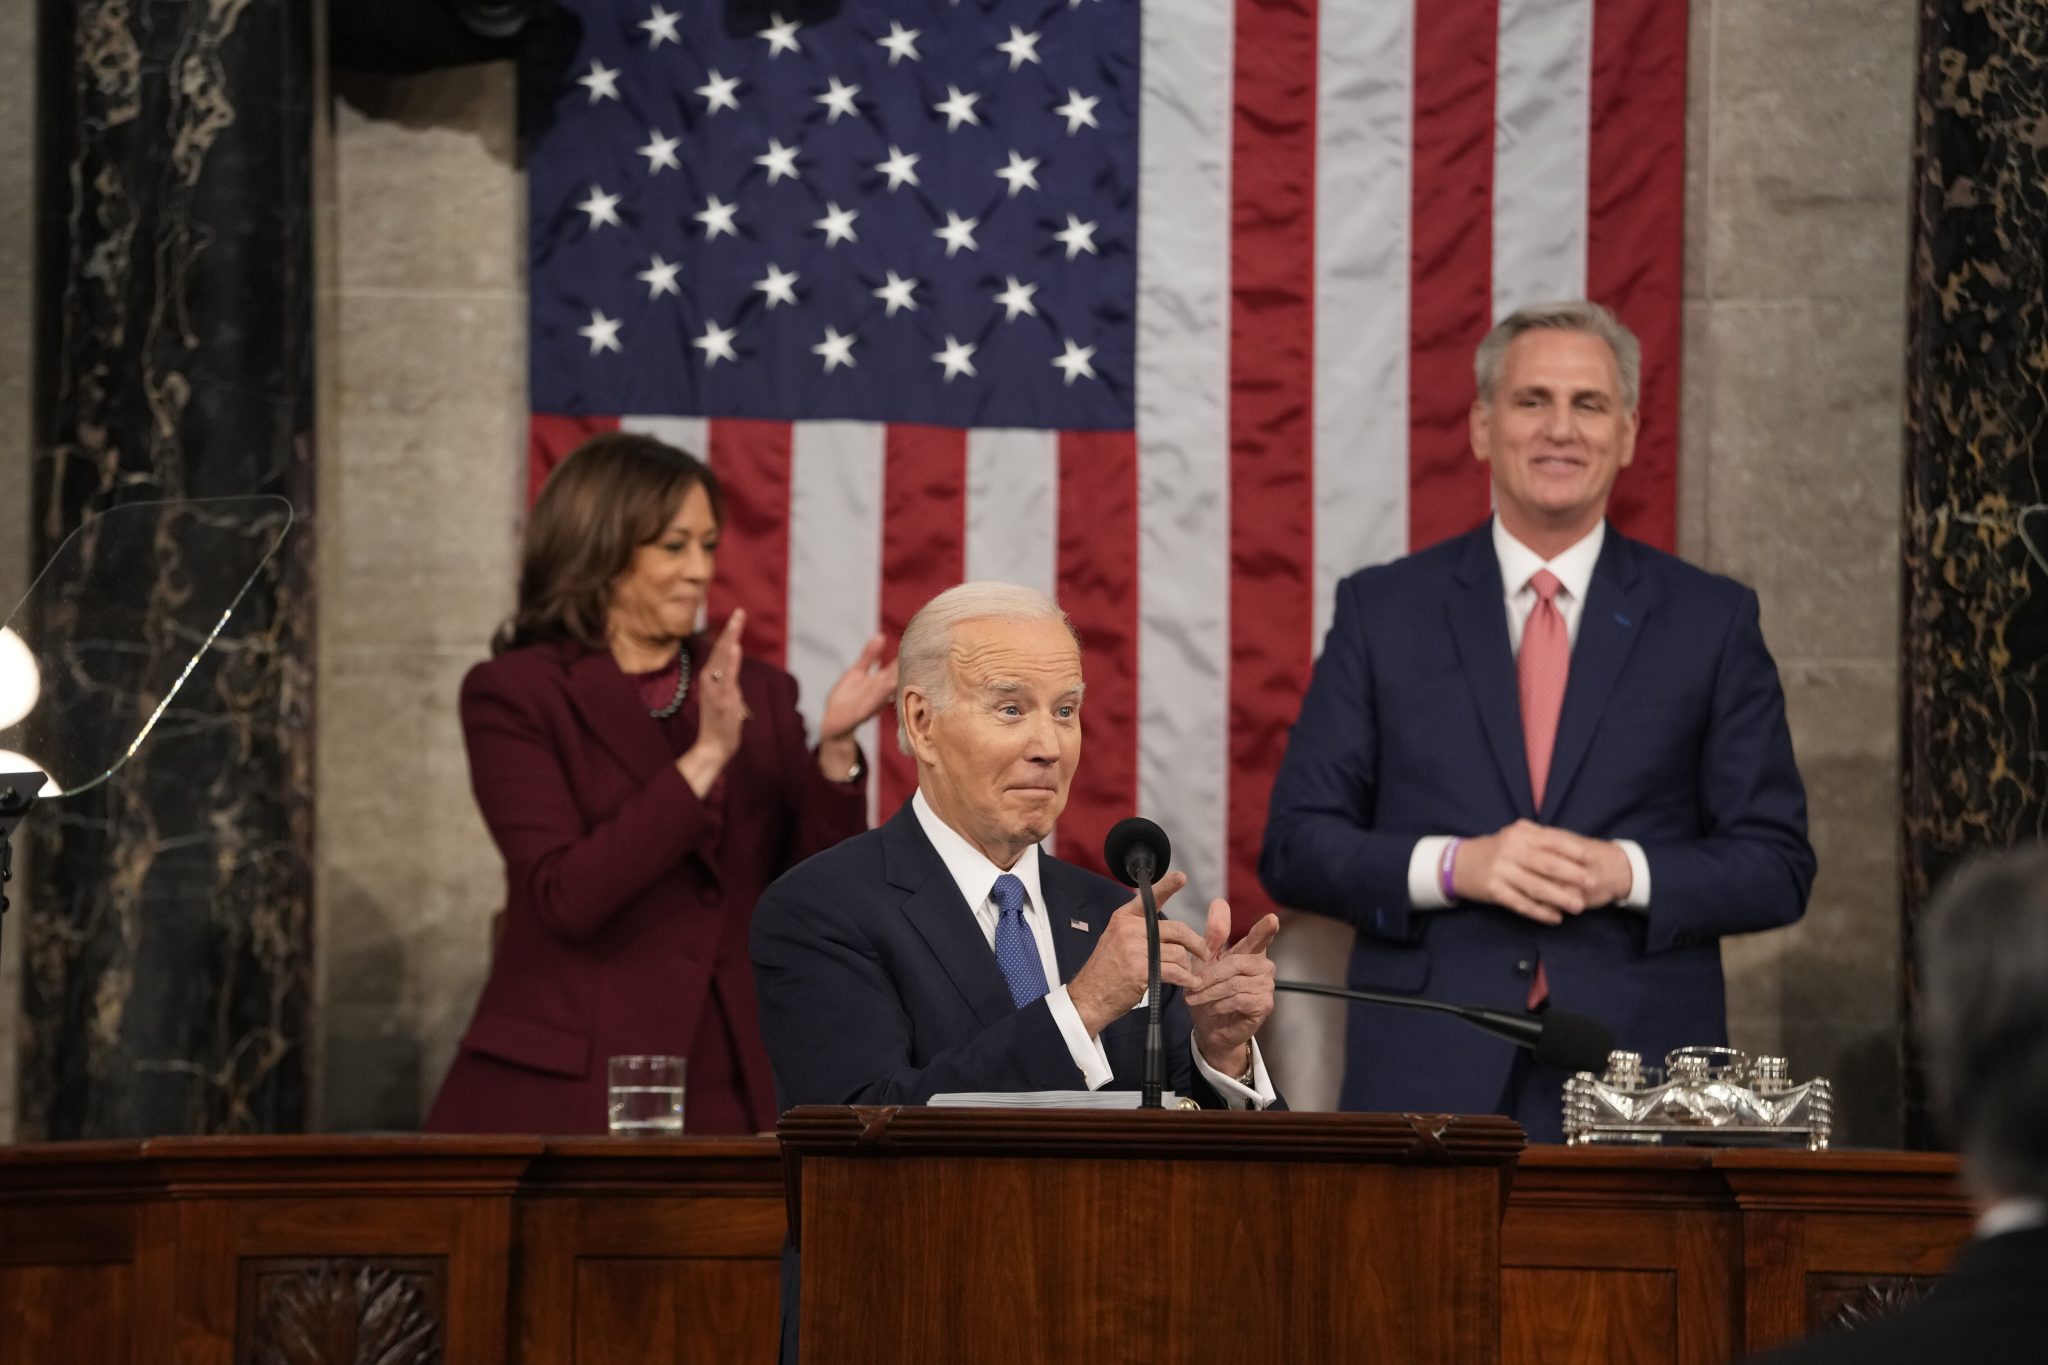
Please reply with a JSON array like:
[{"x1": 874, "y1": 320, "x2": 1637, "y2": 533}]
[{"x1": 527, "y1": 0, "x2": 1688, "y2": 928}]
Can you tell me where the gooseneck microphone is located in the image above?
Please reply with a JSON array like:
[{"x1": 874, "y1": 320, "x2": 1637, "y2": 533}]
[
  {"x1": 1275, "y1": 980, "x2": 1616, "y2": 1075},
  {"x1": 1103, "y1": 818, "x2": 1172, "y2": 1109}
]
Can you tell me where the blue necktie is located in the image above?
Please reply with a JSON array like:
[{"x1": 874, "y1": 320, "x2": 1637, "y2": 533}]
[{"x1": 991, "y1": 873, "x2": 1052, "y2": 1008}]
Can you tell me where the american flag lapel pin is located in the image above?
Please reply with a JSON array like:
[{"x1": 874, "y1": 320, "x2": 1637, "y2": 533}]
[{"x1": 1069, "y1": 918, "x2": 1090, "y2": 932}]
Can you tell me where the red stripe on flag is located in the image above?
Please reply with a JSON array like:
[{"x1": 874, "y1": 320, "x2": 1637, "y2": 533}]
[
  {"x1": 527, "y1": 414, "x2": 619, "y2": 507},
  {"x1": 1407, "y1": 0, "x2": 1499, "y2": 550},
  {"x1": 705, "y1": 419, "x2": 794, "y2": 669},
  {"x1": 1589, "y1": 0, "x2": 1685, "y2": 553},
  {"x1": 878, "y1": 425, "x2": 968, "y2": 820},
  {"x1": 1227, "y1": 0, "x2": 1319, "y2": 932},
  {"x1": 1057, "y1": 430, "x2": 1138, "y2": 881}
]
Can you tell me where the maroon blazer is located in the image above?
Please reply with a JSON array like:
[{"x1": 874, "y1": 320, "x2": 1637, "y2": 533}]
[{"x1": 424, "y1": 636, "x2": 866, "y2": 1135}]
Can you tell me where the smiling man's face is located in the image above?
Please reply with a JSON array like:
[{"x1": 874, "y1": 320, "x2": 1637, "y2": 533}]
[
  {"x1": 904, "y1": 615, "x2": 1084, "y2": 870},
  {"x1": 1471, "y1": 327, "x2": 1639, "y2": 553}
]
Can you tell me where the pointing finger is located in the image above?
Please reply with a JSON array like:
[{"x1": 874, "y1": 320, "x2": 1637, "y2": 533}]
[
  {"x1": 1229, "y1": 912, "x2": 1280, "y2": 958},
  {"x1": 1203, "y1": 899, "x2": 1231, "y2": 957}
]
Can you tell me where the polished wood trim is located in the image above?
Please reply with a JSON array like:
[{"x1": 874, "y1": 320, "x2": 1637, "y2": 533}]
[{"x1": 778, "y1": 1103, "x2": 1527, "y2": 1160}]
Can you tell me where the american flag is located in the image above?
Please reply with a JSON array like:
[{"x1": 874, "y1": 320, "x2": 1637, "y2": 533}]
[{"x1": 527, "y1": 0, "x2": 1687, "y2": 936}]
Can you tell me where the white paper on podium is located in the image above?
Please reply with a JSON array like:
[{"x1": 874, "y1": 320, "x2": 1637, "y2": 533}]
[{"x1": 927, "y1": 1090, "x2": 1177, "y2": 1109}]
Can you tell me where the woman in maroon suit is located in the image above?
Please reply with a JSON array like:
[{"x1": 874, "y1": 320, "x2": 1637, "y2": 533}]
[{"x1": 425, "y1": 432, "x2": 894, "y2": 1135}]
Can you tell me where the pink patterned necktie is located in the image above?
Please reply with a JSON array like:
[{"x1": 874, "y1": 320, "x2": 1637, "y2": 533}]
[{"x1": 1518, "y1": 569, "x2": 1568, "y2": 1010}]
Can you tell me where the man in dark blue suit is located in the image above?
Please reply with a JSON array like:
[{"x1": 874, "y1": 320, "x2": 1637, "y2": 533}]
[
  {"x1": 754, "y1": 582, "x2": 1284, "y2": 1362},
  {"x1": 754, "y1": 581, "x2": 1283, "y2": 1112},
  {"x1": 1260, "y1": 300, "x2": 1814, "y2": 1142}
]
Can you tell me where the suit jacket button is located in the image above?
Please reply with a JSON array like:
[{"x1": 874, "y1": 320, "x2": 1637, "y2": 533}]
[{"x1": 1515, "y1": 958, "x2": 1534, "y2": 977}]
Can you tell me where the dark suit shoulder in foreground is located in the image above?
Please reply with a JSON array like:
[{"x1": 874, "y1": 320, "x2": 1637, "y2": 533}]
[{"x1": 1745, "y1": 1227, "x2": 2046, "y2": 1365}]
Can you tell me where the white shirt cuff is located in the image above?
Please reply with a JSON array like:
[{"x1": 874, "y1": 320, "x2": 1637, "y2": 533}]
[
  {"x1": 1046, "y1": 985, "x2": 1115, "y2": 1089},
  {"x1": 1192, "y1": 1037, "x2": 1277, "y2": 1109},
  {"x1": 1408, "y1": 836, "x2": 1455, "y2": 909},
  {"x1": 1615, "y1": 839, "x2": 1651, "y2": 909}
]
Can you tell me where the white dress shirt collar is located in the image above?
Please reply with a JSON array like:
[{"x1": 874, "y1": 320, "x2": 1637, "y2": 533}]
[
  {"x1": 911, "y1": 788, "x2": 1047, "y2": 922},
  {"x1": 1977, "y1": 1197, "x2": 2048, "y2": 1240},
  {"x1": 1493, "y1": 516, "x2": 1605, "y2": 604}
]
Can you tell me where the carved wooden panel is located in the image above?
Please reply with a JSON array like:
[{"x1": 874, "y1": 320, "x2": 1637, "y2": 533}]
[
  {"x1": 235, "y1": 1257, "x2": 446, "y2": 1365},
  {"x1": 1806, "y1": 1273, "x2": 1939, "y2": 1335}
]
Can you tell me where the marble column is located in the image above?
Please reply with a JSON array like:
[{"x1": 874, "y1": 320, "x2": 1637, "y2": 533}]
[
  {"x1": 1900, "y1": 1, "x2": 2048, "y2": 1138},
  {"x1": 20, "y1": 0, "x2": 317, "y2": 1137}
]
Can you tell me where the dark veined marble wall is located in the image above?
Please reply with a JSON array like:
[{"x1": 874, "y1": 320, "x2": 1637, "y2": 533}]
[
  {"x1": 20, "y1": 0, "x2": 317, "y2": 1137},
  {"x1": 1901, "y1": 1, "x2": 2048, "y2": 1136}
]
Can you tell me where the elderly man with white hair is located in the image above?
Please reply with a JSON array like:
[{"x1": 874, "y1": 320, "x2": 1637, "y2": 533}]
[{"x1": 752, "y1": 580, "x2": 1282, "y2": 1112}]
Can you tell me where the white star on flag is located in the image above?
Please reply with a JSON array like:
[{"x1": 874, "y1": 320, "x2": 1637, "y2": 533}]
[
  {"x1": 755, "y1": 139, "x2": 801, "y2": 184},
  {"x1": 577, "y1": 60, "x2": 620, "y2": 104},
  {"x1": 813, "y1": 202, "x2": 860, "y2": 247},
  {"x1": 639, "y1": 4, "x2": 681, "y2": 47},
  {"x1": 576, "y1": 185, "x2": 622, "y2": 229},
  {"x1": 875, "y1": 145, "x2": 921, "y2": 191},
  {"x1": 993, "y1": 276, "x2": 1039, "y2": 321},
  {"x1": 759, "y1": 13, "x2": 802, "y2": 57},
  {"x1": 873, "y1": 271, "x2": 919, "y2": 316},
  {"x1": 813, "y1": 327, "x2": 857, "y2": 372},
  {"x1": 876, "y1": 21, "x2": 921, "y2": 65},
  {"x1": 579, "y1": 309, "x2": 622, "y2": 355},
  {"x1": 695, "y1": 195, "x2": 739, "y2": 239},
  {"x1": 816, "y1": 77, "x2": 861, "y2": 123},
  {"x1": 996, "y1": 27, "x2": 1042, "y2": 71},
  {"x1": 995, "y1": 151, "x2": 1041, "y2": 197},
  {"x1": 695, "y1": 70, "x2": 741, "y2": 114},
  {"x1": 753, "y1": 263, "x2": 799, "y2": 308},
  {"x1": 637, "y1": 130, "x2": 682, "y2": 173},
  {"x1": 934, "y1": 85, "x2": 981, "y2": 132},
  {"x1": 1054, "y1": 89, "x2": 1099, "y2": 135},
  {"x1": 932, "y1": 335, "x2": 977, "y2": 381},
  {"x1": 1054, "y1": 213, "x2": 1099, "y2": 258},
  {"x1": 934, "y1": 210, "x2": 980, "y2": 257},
  {"x1": 637, "y1": 254, "x2": 682, "y2": 298},
  {"x1": 694, "y1": 319, "x2": 739, "y2": 365},
  {"x1": 1052, "y1": 338, "x2": 1098, "y2": 385}
]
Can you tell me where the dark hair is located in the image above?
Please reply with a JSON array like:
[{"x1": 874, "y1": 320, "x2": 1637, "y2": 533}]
[
  {"x1": 495, "y1": 432, "x2": 724, "y2": 654},
  {"x1": 1918, "y1": 843, "x2": 2048, "y2": 1200}
]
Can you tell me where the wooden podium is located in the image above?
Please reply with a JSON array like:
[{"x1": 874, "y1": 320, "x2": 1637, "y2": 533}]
[
  {"x1": 0, "y1": 1130, "x2": 1973, "y2": 1363},
  {"x1": 777, "y1": 1106, "x2": 1526, "y2": 1365}
]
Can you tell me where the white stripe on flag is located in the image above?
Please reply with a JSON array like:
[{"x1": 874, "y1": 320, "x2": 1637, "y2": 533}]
[
  {"x1": 620, "y1": 415, "x2": 711, "y2": 459},
  {"x1": 1137, "y1": 0, "x2": 1233, "y2": 917},
  {"x1": 1492, "y1": 0, "x2": 1593, "y2": 316},
  {"x1": 1313, "y1": 0, "x2": 1416, "y2": 647},
  {"x1": 1271, "y1": 0, "x2": 1428, "y2": 1116},
  {"x1": 965, "y1": 430, "x2": 1058, "y2": 601},
  {"x1": 787, "y1": 421, "x2": 887, "y2": 825},
  {"x1": 966, "y1": 427, "x2": 1059, "y2": 852}
]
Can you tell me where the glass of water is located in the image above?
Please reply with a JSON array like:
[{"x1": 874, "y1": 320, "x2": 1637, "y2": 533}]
[{"x1": 607, "y1": 1054, "x2": 685, "y2": 1136}]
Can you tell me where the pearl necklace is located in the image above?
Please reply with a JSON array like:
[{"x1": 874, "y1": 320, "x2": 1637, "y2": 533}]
[{"x1": 649, "y1": 648, "x2": 691, "y2": 719}]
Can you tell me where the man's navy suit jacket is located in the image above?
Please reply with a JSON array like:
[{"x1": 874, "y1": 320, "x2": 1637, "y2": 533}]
[
  {"x1": 753, "y1": 800, "x2": 1271, "y2": 1363},
  {"x1": 752, "y1": 799, "x2": 1248, "y2": 1110},
  {"x1": 1259, "y1": 523, "x2": 1815, "y2": 1133}
]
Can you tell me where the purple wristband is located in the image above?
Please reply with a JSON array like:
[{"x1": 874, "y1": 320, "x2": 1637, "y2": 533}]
[{"x1": 1439, "y1": 837, "x2": 1461, "y2": 902}]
